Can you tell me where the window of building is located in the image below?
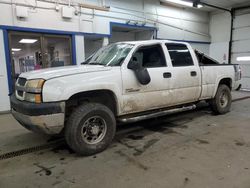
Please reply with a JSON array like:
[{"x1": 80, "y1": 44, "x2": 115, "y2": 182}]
[{"x1": 8, "y1": 31, "x2": 72, "y2": 83}]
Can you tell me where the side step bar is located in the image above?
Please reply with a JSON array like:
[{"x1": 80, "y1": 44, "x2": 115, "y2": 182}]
[{"x1": 118, "y1": 104, "x2": 196, "y2": 123}]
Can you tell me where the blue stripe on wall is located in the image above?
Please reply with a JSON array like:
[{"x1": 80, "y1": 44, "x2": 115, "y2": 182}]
[
  {"x1": 3, "y1": 29, "x2": 13, "y2": 94},
  {"x1": 0, "y1": 25, "x2": 110, "y2": 38}
]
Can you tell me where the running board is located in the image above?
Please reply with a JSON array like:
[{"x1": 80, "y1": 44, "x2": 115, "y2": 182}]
[{"x1": 118, "y1": 104, "x2": 196, "y2": 123}]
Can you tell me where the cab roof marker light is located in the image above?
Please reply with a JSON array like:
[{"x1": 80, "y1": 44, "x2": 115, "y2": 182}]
[
  {"x1": 237, "y1": 56, "x2": 250, "y2": 61},
  {"x1": 162, "y1": 0, "x2": 203, "y2": 8}
]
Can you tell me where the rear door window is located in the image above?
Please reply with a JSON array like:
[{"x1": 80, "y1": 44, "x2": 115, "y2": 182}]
[{"x1": 166, "y1": 43, "x2": 194, "y2": 67}]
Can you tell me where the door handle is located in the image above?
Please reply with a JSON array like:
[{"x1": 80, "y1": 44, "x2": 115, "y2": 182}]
[
  {"x1": 163, "y1": 72, "x2": 172, "y2": 78},
  {"x1": 190, "y1": 71, "x2": 197, "y2": 77}
]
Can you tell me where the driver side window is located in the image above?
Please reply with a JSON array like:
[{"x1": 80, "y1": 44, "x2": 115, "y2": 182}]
[{"x1": 130, "y1": 44, "x2": 167, "y2": 68}]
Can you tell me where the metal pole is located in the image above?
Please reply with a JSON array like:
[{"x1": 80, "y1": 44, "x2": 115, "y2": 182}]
[{"x1": 228, "y1": 9, "x2": 234, "y2": 64}]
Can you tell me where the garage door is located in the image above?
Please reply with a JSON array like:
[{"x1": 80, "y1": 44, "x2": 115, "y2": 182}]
[{"x1": 232, "y1": 8, "x2": 250, "y2": 90}]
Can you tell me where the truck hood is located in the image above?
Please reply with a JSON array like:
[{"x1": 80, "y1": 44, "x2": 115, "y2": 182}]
[{"x1": 19, "y1": 65, "x2": 112, "y2": 80}]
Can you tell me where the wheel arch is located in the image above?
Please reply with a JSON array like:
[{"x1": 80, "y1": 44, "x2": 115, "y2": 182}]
[
  {"x1": 65, "y1": 89, "x2": 119, "y2": 117},
  {"x1": 213, "y1": 77, "x2": 232, "y2": 97}
]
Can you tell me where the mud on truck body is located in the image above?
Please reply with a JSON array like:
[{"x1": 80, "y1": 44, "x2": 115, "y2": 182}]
[{"x1": 11, "y1": 40, "x2": 241, "y2": 155}]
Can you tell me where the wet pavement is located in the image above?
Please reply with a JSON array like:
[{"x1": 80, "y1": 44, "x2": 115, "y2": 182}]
[{"x1": 0, "y1": 91, "x2": 250, "y2": 188}]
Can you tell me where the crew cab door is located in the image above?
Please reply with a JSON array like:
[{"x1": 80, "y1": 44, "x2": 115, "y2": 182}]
[
  {"x1": 165, "y1": 43, "x2": 201, "y2": 104},
  {"x1": 121, "y1": 43, "x2": 172, "y2": 114}
]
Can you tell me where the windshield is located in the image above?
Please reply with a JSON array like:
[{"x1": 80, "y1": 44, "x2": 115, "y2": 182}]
[{"x1": 83, "y1": 43, "x2": 134, "y2": 66}]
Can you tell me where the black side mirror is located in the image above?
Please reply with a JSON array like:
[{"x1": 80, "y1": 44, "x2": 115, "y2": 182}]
[
  {"x1": 128, "y1": 56, "x2": 141, "y2": 70},
  {"x1": 128, "y1": 54, "x2": 151, "y2": 85}
]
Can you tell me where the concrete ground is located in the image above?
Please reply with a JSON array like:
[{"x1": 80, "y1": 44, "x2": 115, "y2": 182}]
[{"x1": 0, "y1": 91, "x2": 250, "y2": 188}]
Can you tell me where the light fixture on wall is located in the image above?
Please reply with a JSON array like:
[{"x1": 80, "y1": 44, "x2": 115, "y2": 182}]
[
  {"x1": 161, "y1": 0, "x2": 203, "y2": 8},
  {"x1": 237, "y1": 56, "x2": 250, "y2": 61},
  {"x1": 19, "y1": 39, "x2": 38, "y2": 44},
  {"x1": 12, "y1": 48, "x2": 21, "y2": 52}
]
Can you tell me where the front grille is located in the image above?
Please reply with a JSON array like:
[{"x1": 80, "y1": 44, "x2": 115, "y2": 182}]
[
  {"x1": 17, "y1": 90, "x2": 24, "y2": 97},
  {"x1": 16, "y1": 78, "x2": 27, "y2": 100},
  {"x1": 17, "y1": 78, "x2": 27, "y2": 86}
]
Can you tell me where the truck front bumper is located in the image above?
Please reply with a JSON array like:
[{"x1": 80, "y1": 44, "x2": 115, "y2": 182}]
[{"x1": 10, "y1": 95, "x2": 65, "y2": 135}]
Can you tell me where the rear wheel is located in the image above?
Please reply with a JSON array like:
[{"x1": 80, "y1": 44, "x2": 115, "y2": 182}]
[
  {"x1": 209, "y1": 84, "x2": 232, "y2": 114},
  {"x1": 65, "y1": 103, "x2": 116, "y2": 155}
]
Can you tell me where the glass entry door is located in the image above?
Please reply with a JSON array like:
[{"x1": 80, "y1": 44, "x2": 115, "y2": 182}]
[
  {"x1": 9, "y1": 32, "x2": 42, "y2": 80},
  {"x1": 43, "y1": 35, "x2": 72, "y2": 68},
  {"x1": 8, "y1": 31, "x2": 72, "y2": 87}
]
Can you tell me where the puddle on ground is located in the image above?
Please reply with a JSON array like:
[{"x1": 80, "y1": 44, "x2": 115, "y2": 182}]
[
  {"x1": 133, "y1": 138, "x2": 159, "y2": 156},
  {"x1": 34, "y1": 163, "x2": 55, "y2": 176},
  {"x1": 196, "y1": 139, "x2": 210, "y2": 144},
  {"x1": 235, "y1": 140, "x2": 245, "y2": 146},
  {"x1": 126, "y1": 135, "x2": 144, "y2": 140},
  {"x1": 51, "y1": 142, "x2": 75, "y2": 154}
]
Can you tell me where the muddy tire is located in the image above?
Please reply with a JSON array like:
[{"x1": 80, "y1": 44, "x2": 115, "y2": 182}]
[
  {"x1": 65, "y1": 103, "x2": 116, "y2": 156},
  {"x1": 209, "y1": 84, "x2": 232, "y2": 114}
]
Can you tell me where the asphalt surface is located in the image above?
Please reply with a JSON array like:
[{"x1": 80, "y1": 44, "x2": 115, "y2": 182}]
[{"x1": 0, "y1": 91, "x2": 250, "y2": 188}]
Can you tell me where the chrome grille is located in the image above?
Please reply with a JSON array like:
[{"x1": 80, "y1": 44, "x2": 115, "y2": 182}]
[
  {"x1": 16, "y1": 78, "x2": 27, "y2": 100},
  {"x1": 17, "y1": 90, "x2": 24, "y2": 97}
]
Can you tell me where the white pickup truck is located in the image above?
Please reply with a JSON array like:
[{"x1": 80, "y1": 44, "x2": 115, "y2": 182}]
[{"x1": 11, "y1": 40, "x2": 241, "y2": 155}]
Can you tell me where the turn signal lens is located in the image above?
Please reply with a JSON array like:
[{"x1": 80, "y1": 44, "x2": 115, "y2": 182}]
[
  {"x1": 24, "y1": 93, "x2": 42, "y2": 103},
  {"x1": 35, "y1": 94, "x2": 42, "y2": 103}
]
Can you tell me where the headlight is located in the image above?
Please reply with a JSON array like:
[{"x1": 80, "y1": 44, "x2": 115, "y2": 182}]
[
  {"x1": 24, "y1": 79, "x2": 45, "y2": 103},
  {"x1": 25, "y1": 79, "x2": 45, "y2": 93},
  {"x1": 25, "y1": 93, "x2": 42, "y2": 103}
]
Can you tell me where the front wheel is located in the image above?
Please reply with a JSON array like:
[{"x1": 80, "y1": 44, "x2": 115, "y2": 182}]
[
  {"x1": 65, "y1": 103, "x2": 116, "y2": 156},
  {"x1": 209, "y1": 84, "x2": 232, "y2": 114}
]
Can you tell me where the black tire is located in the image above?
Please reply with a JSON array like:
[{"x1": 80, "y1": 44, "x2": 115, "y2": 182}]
[
  {"x1": 209, "y1": 84, "x2": 232, "y2": 114},
  {"x1": 65, "y1": 103, "x2": 116, "y2": 156}
]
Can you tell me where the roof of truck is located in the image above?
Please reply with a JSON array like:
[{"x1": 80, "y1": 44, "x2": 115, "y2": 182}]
[{"x1": 120, "y1": 40, "x2": 189, "y2": 45}]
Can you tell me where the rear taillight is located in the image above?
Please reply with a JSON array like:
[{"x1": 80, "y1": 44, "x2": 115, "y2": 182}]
[
  {"x1": 234, "y1": 65, "x2": 241, "y2": 81},
  {"x1": 239, "y1": 66, "x2": 242, "y2": 80}
]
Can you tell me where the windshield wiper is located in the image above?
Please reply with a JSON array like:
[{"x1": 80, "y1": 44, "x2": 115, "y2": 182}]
[{"x1": 88, "y1": 61, "x2": 106, "y2": 66}]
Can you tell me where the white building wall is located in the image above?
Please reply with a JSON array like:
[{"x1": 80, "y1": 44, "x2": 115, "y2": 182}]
[
  {"x1": 191, "y1": 43, "x2": 210, "y2": 55},
  {"x1": 0, "y1": 30, "x2": 11, "y2": 112},
  {"x1": 75, "y1": 35, "x2": 85, "y2": 65},
  {"x1": 0, "y1": 0, "x2": 211, "y2": 111},
  {"x1": 209, "y1": 11, "x2": 231, "y2": 63},
  {"x1": 84, "y1": 38, "x2": 103, "y2": 58},
  {"x1": 0, "y1": 0, "x2": 210, "y2": 42}
]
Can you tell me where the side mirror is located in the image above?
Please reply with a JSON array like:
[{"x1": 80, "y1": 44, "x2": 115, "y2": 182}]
[
  {"x1": 128, "y1": 54, "x2": 151, "y2": 85},
  {"x1": 128, "y1": 56, "x2": 141, "y2": 70}
]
